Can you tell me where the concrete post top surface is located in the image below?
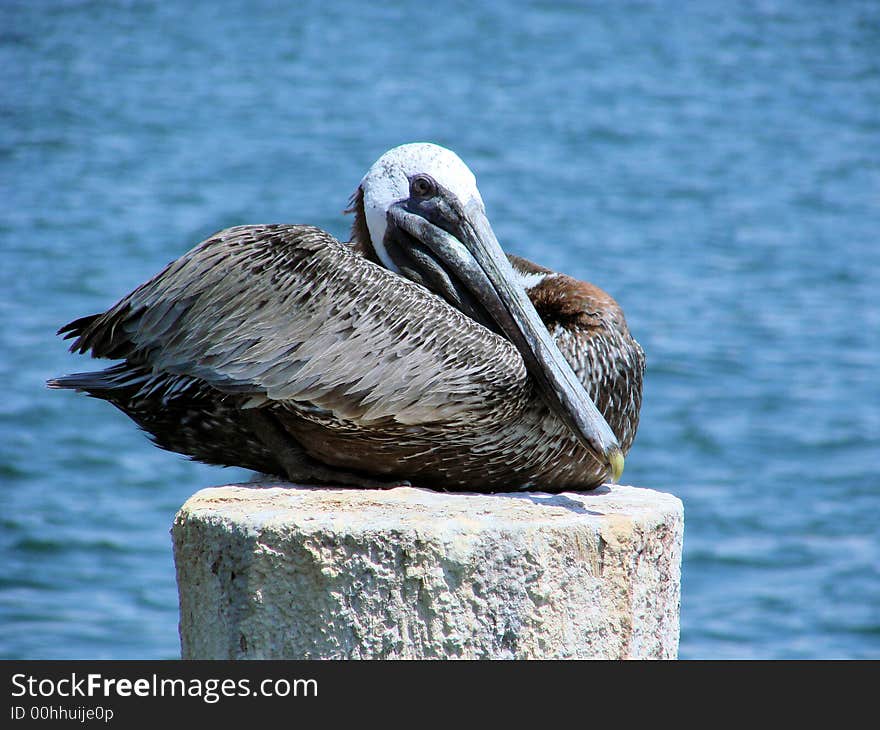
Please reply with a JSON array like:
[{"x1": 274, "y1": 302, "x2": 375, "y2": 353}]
[{"x1": 177, "y1": 482, "x2": 683, "y2": 534}]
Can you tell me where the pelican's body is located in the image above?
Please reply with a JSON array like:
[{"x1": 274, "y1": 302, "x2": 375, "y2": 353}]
[{"x1": 50, "y1": 144, "x2": 644, "y2": 492}]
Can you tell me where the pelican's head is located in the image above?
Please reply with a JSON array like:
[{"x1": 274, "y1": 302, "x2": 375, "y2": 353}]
[
  {"x1": 349, "y1": 142, "x2": 624, "y2": 484},
  {"x1": 356, "y1": 143, "x2": 484, "y2": 272}
]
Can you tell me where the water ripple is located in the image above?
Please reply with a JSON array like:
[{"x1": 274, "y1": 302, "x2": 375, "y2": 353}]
[{"x1": 2, "y1": 0, "x2": 878, "y2": 659}]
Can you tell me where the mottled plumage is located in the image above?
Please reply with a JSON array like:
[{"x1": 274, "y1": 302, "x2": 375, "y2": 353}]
[{"x1": 50, "y1": 144, "x2": 645, "y2": 492}]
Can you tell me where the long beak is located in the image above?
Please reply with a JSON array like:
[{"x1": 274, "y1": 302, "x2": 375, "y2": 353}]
[{"x1": 388, "y1": 200, "x2": 624, "y2": 483}]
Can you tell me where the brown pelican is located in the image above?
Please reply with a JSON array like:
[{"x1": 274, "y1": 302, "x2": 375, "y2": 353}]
[{"x1": 49, "y1": 143, "x2": 644, "y2": 492}]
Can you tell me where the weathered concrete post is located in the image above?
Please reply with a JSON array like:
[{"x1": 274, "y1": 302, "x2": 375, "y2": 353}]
[{"x1": 172, "y1": 483, "x2": 683, "y2": 659}]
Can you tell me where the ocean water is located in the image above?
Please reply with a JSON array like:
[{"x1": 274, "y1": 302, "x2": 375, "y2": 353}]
[{"x1": 1, "y1": 0, "x2": 878, "y2": 659}]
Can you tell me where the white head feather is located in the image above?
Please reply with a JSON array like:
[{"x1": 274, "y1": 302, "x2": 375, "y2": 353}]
[{"x1": 360, "y1": 143, "x2": 485, "y2": 272}]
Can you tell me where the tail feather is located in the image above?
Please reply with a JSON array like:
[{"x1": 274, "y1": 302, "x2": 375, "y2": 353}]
[
  {"x1": 47, "y1": 365, "x2": 148, "y2": 394},
  {"x1": 47, "y1": 372, "x2": 108, "y2": 392},
  {"x1": 47, "y1": 363, "x2": 284, "y2": 476}
]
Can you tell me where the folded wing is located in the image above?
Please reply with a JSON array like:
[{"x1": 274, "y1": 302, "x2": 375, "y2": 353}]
[{"x1": 58, "y1": 224, "x2": 529, "y2": 427}]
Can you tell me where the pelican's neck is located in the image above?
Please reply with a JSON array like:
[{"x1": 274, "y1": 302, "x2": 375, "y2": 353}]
[{"x1": 346, "y1": 186, "x2": 384, "y2": 266}]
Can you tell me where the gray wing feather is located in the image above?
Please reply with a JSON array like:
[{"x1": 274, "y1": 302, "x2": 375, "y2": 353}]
[{"x1": 69, "y1": 224, "x2": 527, "y2": 426}]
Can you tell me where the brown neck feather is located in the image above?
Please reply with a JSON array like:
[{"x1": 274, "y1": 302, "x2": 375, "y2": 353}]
[
  {"x1": 506, "y1": 254, "x2": 628, "y2": 334},
  {"x1": 345, "y1": 186, "x2": 382, "y2": 265},
  {"x1": 529, "y1": 275, "x2": 627, "y2": 333}
]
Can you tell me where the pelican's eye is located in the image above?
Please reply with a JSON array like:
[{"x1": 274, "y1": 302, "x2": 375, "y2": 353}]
[{"x1": 409, "y1": 174, "x2": 437, "y2": 199}]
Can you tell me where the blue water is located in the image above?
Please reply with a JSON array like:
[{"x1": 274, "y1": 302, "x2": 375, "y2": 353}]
[{"x1": 2, "y1": 0, "x2": 878, "y2": 659}]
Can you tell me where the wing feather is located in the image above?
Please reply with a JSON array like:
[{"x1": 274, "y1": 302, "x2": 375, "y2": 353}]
[{"x1": 64, "y1": 224, "x2": 528, "y2": 427}]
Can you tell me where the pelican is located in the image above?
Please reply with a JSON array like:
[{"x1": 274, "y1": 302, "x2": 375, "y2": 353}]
[{"x1": 49, "y1": 143, "x2": 644, "y2": 492}]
